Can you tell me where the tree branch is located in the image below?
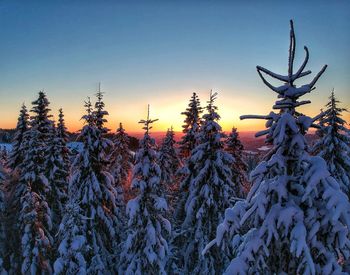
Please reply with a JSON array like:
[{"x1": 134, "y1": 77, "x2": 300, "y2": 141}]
[
  {"x1": 240, "y1": 114, "x2": 271, "y2": 120},
  {"x1": 288, "y1": 20, "x2": 296, "y2": 80},
  {"x1": 293, "y1": 46, "x2": 310, "y2": 81},
  {"x1": 256, "y1": 67, "x2": 286, "y2": 94},
  {"x1": 309, "y1": 65, "x2": 328, "y2": 89}
]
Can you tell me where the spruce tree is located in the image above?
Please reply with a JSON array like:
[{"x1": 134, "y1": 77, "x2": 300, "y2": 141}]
[
  {"x1": 159, "y1": 127, "x2": 181, "y2": 190},
  {"x1": 57, "y1": 108, "x2": 70, "y2": 174},
  {"x1": 8, "y1": 104, "x2": 29, "y2": 170},
  {"x1": 30, "y1": 91, "x2": 53, "y2": 149},
  {"x1": 16, "y1": 129, "x2": 53, "y2": 274},
  {"x1": 225, "y1": 127, "x2": 248, "y2": 196},
  {"x1": 312, "y1": 90, "x2": 350, "y2": 198},
  {"x1": 119, "y1": 106, "x2": 170, "y2": 275},
  {"x1": 174, "y1": 92, "x2": 241, "y2": 274},
  {"x1": 207, "y1": 20, "x2": 350, "y2": 274},
  {"x1": 109, "y1": 122, "x2": 132, "y2": 200},
  {"x1": 175, "y1": 93, "x2": 203, "y2": 224},
  {"x1": 93, "y1": 84, "x2": 108, "y2": 131},
  {"x1": 178, "y1": 92, "x2": 202, "y2": 159},
  {"x1": 12, "y1": 91, "x2": 55, "y2": 273},
  {"x1": 69, "y1": 94, "x2": 123, "y2": 273},
  {"x1": 45, "y1": 120, "x2": 68, "y2": 230},
  {"x1": 53, "y1": 201, "x2": 87, "y2": 275}
]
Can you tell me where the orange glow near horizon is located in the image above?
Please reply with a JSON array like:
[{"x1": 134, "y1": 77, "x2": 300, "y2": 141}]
[
  {"x1": 2, "y1": 88, "x2": 349, "y2": 135},
  {"x1": 1, "y1": 2, "x2": 349, "y2": 139}
]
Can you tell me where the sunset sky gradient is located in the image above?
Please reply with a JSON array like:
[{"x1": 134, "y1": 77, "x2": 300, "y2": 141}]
[{"x1": 0, "y1": 1, "x2": 349, "y2": 133}]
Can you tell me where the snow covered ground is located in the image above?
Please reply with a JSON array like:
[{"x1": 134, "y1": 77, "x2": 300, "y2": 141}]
[{"x1": 257, "y1": 145, "x2": 271, "y2": 151}]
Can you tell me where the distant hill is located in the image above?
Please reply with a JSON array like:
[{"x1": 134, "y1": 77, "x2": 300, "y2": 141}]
[{"x1": 0, "y1": 128, "x2": 317, "y2": 153}]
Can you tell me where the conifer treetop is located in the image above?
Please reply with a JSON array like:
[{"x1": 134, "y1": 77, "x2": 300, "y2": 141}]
[
  {"x1": 8, "y1": 103, "x2": 30, "y2": 169},
  {"x1": 255, "y1": 20, "x2": 327, "y2": 104},
  {"x1": 82, "y1": 97, "x2": 94, "y2": 126},
  {"x1": 181, "y1": 92, "x2": 200, "y2": 110},
  {"x1": 326, "y1": 89, "x2": 348, "y2": 121},
  {"x1": 58, "y1": 108, "x2": 67, "y2": 129},
  {"x1": 312, "y1": 89, "x2": 350, "y2": 197},
  {"x1": 241, "y1": 20, "x2": 328, "y2": 139},
  {"x1": 206, "y1": 90, "x2": 219, "y2": 117},
  {"x1": 94, "y1": 83, "x2": 109, "y2": 131},
  {"x1": 139, "y1": 104, "x2": 159, "y2": 135},
  {"x1": 30, "y1": 90, "x2": 52, "y2": 124},
  {"x1": 117, "y1": 122, "x2": 125, "y2": 132},
  {"x1": 181, "y1": 92, "x2": 202, "y2": 127},
  {"x1": 20, "y1": 103, "x2": 29, "y2": 119},
  {"x1": 57, "y1": 108, "x2": 69, "y2": 142},
  {"x1": 179, "y1": 92, "x2": 203, "y2": 158}
]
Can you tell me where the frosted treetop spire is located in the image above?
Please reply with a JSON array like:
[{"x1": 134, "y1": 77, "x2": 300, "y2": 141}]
[
  {"x1": 256, "y1": 20, "x2": 327, "y2": 102},
  {"x1": 241, "y1": 20, "x2": 328, "y2": 139},
  {"x1": 207, "y1": 90, "x2": 218, "y2": 113}
]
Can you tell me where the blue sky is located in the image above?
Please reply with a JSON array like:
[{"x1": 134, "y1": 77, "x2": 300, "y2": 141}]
[{"x1": 0, "y1": 1, "x2": 349, "y2": 132}]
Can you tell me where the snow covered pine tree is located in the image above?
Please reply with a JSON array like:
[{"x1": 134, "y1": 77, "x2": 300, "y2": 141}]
[
  {"x1": 206, "y1": 20, "x2": 350, "y2": 274},
  {"x1": 69, "y1": 92, "x2": 124, "y2": 273},
  {"x1": 159, "y1": 127, "x2": 181, "y2": 191},
  {"x1": 174, "y1": 92, "x2": 243, "y2": 274},
  {"x1": 5, "y1": 104, "x2": 30, "y2": 271},
  {"x1": 175, "y1": 93, "x2": 203, "y2": 227},
  {"x1": 54, "y1": 109, "x2": 87, "y2": 275},
  {"x1": 119, "y1": 105, "x2": 170, "y2": 275},
  {"x1": 14, "y1": 91, "x2": 54, "y2": 273},
  {"x1": 8, "y1": 104, "x2": 29, "y2": 171},
  {"x1": 57, "y1": 108, "x2": 71, "y2": 174},
  {"x1": 225, "y1": 127, "x2": 248, "y2": 196},
  {"x1": 45, "y1": 118, "x2": 68, "y2": 231},
  {"x1": 312, "y1": 90, "x2": 350, "y2": 199},
  {"x1": 54, "y1": 201, "x2": 87, "y2": 274},
  {"x1": 109, "y1": 122, "x2": 133, "y2": 201},
  {"x1": 178, "y1": 92, "x2": 203, "y2": 159}
]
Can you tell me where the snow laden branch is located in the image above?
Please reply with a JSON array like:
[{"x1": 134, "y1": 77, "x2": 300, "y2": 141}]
[{"x1": 240, "y1": 114, "x2": 272, "y2": 120}]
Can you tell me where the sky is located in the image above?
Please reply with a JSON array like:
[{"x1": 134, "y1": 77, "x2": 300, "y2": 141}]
[{"x1": 0, "y1": 0, "x2": 349, "y2": 133}]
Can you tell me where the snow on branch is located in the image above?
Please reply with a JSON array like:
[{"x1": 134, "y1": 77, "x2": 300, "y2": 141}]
[
  {"x1": 308, "y1": 64, "x2": 328, "y2": 90},
  {"x1": 256, "y1": 66, "x2": 289, "y2": 82},
  {"x1": 288, "y1": 20, "x2": 296, "y2": 80},
  {"x1": 255, "y1": 129, "x2": 270, "y2": 138},
  {"x1": 240, "y1": 114, "x2": 272, "y2": 120},
  {"x1": 256, "y1": 68, "x2": 287, "y2": 95},
  {"x1": 295, "y1": 100, "x2": 311, "y2": 107},
  {"x1": 292, "y1": 47, "x2": 311, "y2": 81}
]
